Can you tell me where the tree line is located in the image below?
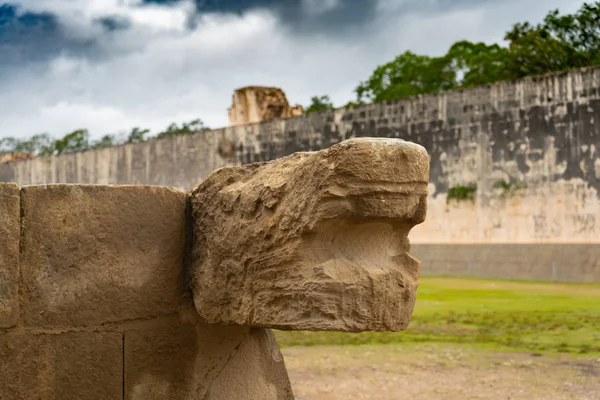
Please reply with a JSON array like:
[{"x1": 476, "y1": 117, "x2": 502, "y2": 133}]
[
  {"x1": 305, "y1": 2, "x2": 600, "y2": 113},
  {"x1": 0, "y1": 119, "x2": 209, "y2": 157}
]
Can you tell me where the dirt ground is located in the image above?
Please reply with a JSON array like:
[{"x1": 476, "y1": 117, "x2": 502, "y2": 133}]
[{"x1": 282, "y1": 343, "x2": 600, "y2": 400}]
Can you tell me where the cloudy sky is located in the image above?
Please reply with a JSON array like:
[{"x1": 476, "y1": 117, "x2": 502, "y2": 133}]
[{"x1": 0, "y1": 0, "x2": 588, "y2": 140}]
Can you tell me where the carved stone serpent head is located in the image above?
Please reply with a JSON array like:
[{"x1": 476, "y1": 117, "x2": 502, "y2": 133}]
[{"x1": 190, "y1": 138, "x2": 429, "y2": 332}]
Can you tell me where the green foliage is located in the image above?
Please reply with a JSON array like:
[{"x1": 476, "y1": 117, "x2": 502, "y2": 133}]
[
  {"x1": 0, "y1": 137, "x2": 17, "y2": 153},
  {"x1": 93, "y1": 134, "x2": 118, "y2": 149},
  {"x1": 23, "y1": 134, "x2": 55, "y2": 155},
  {"x1": 356, "y1": 51, "x2": 456, "y2": 103},
  {"x1": 93, "y1": 126, "x2": 151, "y2": 148},
  {"x1": 0, "y1": 134, "x2": 54, "y2": 156},
  {"x1": 343, "y1": 100, "x2": 364, "y2": 109},
  {"x1": 126, "y1": 127, "x2": 150, "y2": 144},
  {"x1": 275, "y1": 277, "x2": 600, "y2": 355},
  {"x1": 0, "y1": 118, "x2": 209, "y2": 158},
  {"x1": 354, "y1": 2, "x2": 600, "y2": 103},
  {"x1": 493, "y1": 179, "x2": 528, "y2": 198},
  {"x1": 446, "y1": 183, "x2": 477, "y2": 203},
  {"x1": 305, "y1": 95, "x2": 335, "y2": 114},
  {"x1": 445, "y1": 41, "x2": 512, "y2": 87},
  {"x1": 504, "y1": 22, "x2": 583, "y2": 78},
  {"x1": 53, "y1": 129, "x2": 90, "y2": 155},
  {"x1": 493, "y1": 179, "x2": 511, "y2": 190},
  {"x1": 503, "y1": 2, "x2": 600, "y2": 77},
  {"x1": 537, "y1": 2, "x2": 600, "y2": 66},
  {"x1": 156, "y1": 119, "x2": 209, "y2": 139}
]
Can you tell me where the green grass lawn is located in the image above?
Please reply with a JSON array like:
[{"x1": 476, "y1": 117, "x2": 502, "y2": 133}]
[{"x1": 274, "y1": 277, "x2": 600, "y2": 355}]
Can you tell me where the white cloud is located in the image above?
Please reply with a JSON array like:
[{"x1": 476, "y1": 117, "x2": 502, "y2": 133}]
[
  {"x1": 0, "y1": 7, "x2": 286, "y2": 137},
  {"x1": 127, "y1": 2, "x2": 195, "y2": 32},
  {"x1": 0, "y1": 0, "x2": 591, "y2": 140},
  {"x1": 13, "y1": 0, "x2": 196, "y2": 35},
  {"x1": 39, "y1": 102, "x2": 143, "y2": 134}
]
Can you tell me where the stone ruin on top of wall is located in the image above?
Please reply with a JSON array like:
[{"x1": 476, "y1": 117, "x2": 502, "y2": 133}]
[
  {"x1": 0, "y1": 138, "x2": 430, "y2": 399},
  {"x1": 0, "y1": 152, "x2": 34, "y2": 165},
  {"x1": 228, "y1": 86, "x2": 304, "y2": 126}
]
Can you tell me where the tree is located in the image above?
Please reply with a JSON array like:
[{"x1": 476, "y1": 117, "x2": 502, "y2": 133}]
[
  {"x1": 0, "y1": 134, "x2": 54, "y2": 156},
  {"x1": 1, "y1": 117, "x2": 211, "y2": 159},
  {"x1": 53, "y1": 129, "x2": 90, "y2": 155},
  {"x1": 355, "y1": 51, "x2": 456, "y2": 103},
  {"x1": 305, "y1": 95, "x2": 335, "y2": 114},
  {"x1": 93, "y1": 134, "x2": 118, "y2": 149},
  {"x1": 445, "y1": 41, "x2": 511, "y2": 87},
  {"x1": 0, "y1": 137, "x2": 19, "y2": 154},
  {"x1": 126, "y1": 127, "x2": 150, "y2": 144},
  {"x1": 17, "y1": 133, "x2": 55, "y2": 155},
  {"x1": 542, "y1": 2, "x2": 600, "y2": 65},
  {"x1": 352, "y1": 2, "x2": 600, "y2": 104},
  {"x1": 503, "y1": 22, "x2": 582, "y2": 78},
  {"x1": 503, "y1": 2, "x2": 600, "y2": 78},
  {"x1": 156, "y1": 119, "x2": 209, "y2": 139}
]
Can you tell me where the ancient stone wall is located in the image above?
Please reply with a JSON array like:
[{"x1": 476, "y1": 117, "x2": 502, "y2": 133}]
[
  {"x1": 1, "y1": 66, "x2": 600, "y2": 280},
  {"x1": 0, "y1": 183, "x2": 293, "y2": 400},
  {"x1": 411, "y1": 243, "x2": 600, "y2": 282}
]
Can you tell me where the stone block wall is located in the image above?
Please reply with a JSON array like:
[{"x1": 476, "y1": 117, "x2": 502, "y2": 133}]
[
  {"x1": 0, "y1": 183, "x2": 293, "y2": 400},
  {"x1": 1, "y1": 66, "x2": 600, "y2": 281},
  {"x1": 0, "y1": 183, "x2": 19, "y2": 328},
  {"x1": 412, "y1": 243, "x2": 600, "y2": 282},
  {"x1": 1, "y1": 67, "x2": 599, "y2": 244}
]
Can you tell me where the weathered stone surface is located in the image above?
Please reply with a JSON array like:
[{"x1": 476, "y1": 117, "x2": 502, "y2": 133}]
[
  {"x1": 206, "y1": 326, "x2": 293, "y2": 399},
  {"x1": 0, "y1": 152, "x2": 34, "y2": 164},
  {"x1": 228, "y1": 86, "x2": 303, "y2": 126},
  {"x1": 191, "y1": 138, "x2": 429, "y2": 331},
  {"x1": 20, "y1": 184, "x2": 186, "y2": 328},
  {"x1": 125, "y1": 314, "x2": 293, "y2": 399},
  {"x1": 0, "y1": 331, "x2": 122, "y2": 400},
  {"x1": 413, "y1": 243, "x2": 600, "y2": 282},
  {"x1": 0, "y1": 183, "x2": 20, "y2": 328}
]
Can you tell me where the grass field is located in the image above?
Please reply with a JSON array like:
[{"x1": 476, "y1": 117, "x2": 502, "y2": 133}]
[{"x1": 275, "y1": 277, "x2": 600, "y2": 355}]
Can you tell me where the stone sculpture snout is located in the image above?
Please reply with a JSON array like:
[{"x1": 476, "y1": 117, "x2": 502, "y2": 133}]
[{"x1": 190, "y1": 137, "x2": 430, "y2": 333}]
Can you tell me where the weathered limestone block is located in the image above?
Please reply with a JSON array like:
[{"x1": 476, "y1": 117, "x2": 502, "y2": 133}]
[
  {"x1": 191, "y1": 138, "x2": 429, "y2": 331},
  {"x1": 20, "y1": 184, "x2": 187, "y2": 328},
  {"x1": 205, "y1": 326, "x2": 293, "y2": 399},
  {"x1": 0, "y1": 182, "x2": 20, "y2": 328},
  {"x1": 125, "y1": 314, "x2": 293, "y2": 399},
  {"x1": 0, "y1": 331, "x2": 122, "y2": 400},
  {"x1": 228, "y1": 86, "x2": 303, "y2": 126}
]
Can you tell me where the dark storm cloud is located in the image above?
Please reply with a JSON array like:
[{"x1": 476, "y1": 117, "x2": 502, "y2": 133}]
[
  {"x1": 1, "y1": 4, "x2": 60, "y2": 62},
  {"x1": 0, "y1": 0, "x2": 505, "y2": 71},
  {"x1": 277, "y1": 0, "x2": 377, "y2": 35},
  {"x1": 143, "y1": 0, "x2": 500, "y2": 35},
  {"x1": 144, "y1": 0, "x2": 378, "y2": 35},
  {"x1": 0, "y1": 0, "x2": 378, "y2": 70},
  {"x1": 0, "y1": 3, "x2": 97, "y2": 72}
]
